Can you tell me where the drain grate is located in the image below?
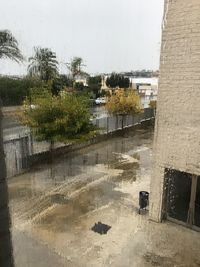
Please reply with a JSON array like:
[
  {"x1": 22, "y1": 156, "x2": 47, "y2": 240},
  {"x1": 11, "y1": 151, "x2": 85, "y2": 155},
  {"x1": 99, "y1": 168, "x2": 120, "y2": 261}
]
[{"x1": 91, "y1": 222, "x2": 111, "y2": 235}]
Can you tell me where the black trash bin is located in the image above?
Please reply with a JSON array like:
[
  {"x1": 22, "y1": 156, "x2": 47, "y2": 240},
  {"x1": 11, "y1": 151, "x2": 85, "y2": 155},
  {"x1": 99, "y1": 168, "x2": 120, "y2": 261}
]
[{"x1": 139, "y1": 191, "x2": 149, "y2": 214}]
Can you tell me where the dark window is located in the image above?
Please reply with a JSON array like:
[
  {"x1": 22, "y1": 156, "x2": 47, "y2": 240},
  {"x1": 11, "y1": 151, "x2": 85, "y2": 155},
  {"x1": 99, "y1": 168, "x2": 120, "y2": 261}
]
[
  {"x1": 195, "y1": 177, "x2": 200, "y2": 227},
  {"x1": 166, "y1": 169, "x2": 192, "y2": 223}
]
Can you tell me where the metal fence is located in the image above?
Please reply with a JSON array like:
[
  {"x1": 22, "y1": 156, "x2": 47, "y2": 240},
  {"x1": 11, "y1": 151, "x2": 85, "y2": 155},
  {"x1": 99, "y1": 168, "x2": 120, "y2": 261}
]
[
  {"x1": 4, "y1": 135, "x2": 30, "y2": 178},
  {"x1": 92, "y1": 107, "x2": 154, "y2": 134},
  {"x1": 3, "y1": 108, "x2": 154, "y2": 177}
]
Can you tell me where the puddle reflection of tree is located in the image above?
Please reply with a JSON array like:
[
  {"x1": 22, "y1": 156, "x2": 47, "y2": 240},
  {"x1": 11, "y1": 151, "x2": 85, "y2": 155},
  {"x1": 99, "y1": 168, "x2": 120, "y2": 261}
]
[
  {"x1": 108, "y1": 152, "x2": 140, "y2": 182},
  {"x1": 48, "y1": 154, "x2": 75, "y2": 183}
]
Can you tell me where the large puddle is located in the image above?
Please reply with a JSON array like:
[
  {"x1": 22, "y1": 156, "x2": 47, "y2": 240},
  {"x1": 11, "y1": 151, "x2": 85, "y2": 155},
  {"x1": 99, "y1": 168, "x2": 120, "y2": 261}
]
[{"x1": 8, "y1": 126, "x2": 154, "y2": 266}]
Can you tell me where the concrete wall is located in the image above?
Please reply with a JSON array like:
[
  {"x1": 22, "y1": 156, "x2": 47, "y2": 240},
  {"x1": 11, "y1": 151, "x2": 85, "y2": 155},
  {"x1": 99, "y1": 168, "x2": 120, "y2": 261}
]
[{"x1": 150, "y1": 0, "x2": 200, "y2": 222}]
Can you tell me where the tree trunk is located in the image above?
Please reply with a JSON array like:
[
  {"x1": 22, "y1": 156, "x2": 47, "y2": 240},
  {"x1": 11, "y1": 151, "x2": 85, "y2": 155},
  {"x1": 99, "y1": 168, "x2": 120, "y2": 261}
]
[
  {"x1": 121, "y1": 115, "x2": 124, "y2": 130},
  {"x1": 0, "y1": 100, "x2": 14, "y2": 267},
  {"x1": 154, "y1": 108, "x2": 156, "y2": 118}
]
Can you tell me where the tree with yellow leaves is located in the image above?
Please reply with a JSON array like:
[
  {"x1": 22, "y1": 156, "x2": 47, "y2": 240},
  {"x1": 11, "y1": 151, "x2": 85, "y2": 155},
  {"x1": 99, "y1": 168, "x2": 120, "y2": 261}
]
[{"x1": 106, "y1": 89, "x2": 142, "y2": 129}]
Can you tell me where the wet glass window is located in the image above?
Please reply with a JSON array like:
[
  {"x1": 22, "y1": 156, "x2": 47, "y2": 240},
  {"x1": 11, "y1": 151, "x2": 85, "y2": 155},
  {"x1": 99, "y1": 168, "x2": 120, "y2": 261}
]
[
  {"x1": 195, "y1": 177, "x2": 200, "y2": 228},
  {"x1": 166, "y1": 169, "x2": 192, "y2": 223}
]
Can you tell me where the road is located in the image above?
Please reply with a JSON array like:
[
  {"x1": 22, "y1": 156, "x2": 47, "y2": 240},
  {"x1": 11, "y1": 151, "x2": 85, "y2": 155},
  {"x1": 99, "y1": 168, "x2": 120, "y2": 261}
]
[{"x1": 7, "y1": 126, "x2": 200, "y2": 267}]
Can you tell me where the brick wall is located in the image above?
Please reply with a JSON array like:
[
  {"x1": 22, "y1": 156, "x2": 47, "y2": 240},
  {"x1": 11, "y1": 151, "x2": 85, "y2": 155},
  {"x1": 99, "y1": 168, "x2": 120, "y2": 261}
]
[{"x1": 150, "y1": 0, "x2": 200, "y2": 222}]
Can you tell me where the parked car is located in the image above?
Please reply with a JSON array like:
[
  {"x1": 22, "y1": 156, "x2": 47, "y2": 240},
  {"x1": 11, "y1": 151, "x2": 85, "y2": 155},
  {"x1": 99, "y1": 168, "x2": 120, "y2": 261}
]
[{"x1": 95, "y1": 97, "x2": 107, "y2": 105}]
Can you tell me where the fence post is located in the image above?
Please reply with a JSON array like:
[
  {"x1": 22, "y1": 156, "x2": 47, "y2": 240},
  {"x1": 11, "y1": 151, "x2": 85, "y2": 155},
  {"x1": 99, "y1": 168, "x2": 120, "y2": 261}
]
[
  {"x1": 115, "y1": 115, "x2": 118, "y2": 131},
  {"x1": 30, "y1": 133, "x2": 34, "y2": 155}
]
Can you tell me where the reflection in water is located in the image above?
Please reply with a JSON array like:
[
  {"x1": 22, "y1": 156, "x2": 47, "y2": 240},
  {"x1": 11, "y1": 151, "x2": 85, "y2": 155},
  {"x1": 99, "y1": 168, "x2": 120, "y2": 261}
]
[
  {"x1": 34, "y1": 180, "x2": 129, "y2": 233},
  {"x1": 95, "y1": 153, "x2": 99, "y2": 164},
  {"x1": 8, "y1": 126, "x2": 153, "y2": 267},
  {"x1": 9, "y1": 127, "x2": 153, "y2": 217}
]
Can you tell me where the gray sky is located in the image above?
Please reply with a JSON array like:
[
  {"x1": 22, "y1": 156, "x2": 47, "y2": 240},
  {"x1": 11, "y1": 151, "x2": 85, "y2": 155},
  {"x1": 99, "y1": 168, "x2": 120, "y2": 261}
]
[{"x1": 0, "y1": 0, "x2": 164, "y2": 75}]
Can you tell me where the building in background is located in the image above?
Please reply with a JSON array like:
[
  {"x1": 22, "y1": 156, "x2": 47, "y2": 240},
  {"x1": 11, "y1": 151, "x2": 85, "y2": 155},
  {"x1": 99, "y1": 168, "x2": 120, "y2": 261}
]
[
  {"x1": 130, "y1": 77, "x2": 158, "y2": 108},
  {"x1": 150, "y1": 0, "x2": 200, "y2": 231},
  {"x1": 101, "y1": 74, "x2": 158, "y2": 108},
  {"x1": 74, "y1": 73, "x2": 89, "y2": 86},
  {"x1": 101, "y1": 74, "x2": 110, "y2": 91}
]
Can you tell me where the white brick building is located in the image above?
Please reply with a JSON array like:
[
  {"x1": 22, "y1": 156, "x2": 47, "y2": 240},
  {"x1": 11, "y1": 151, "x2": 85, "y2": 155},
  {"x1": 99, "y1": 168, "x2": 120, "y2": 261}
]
[{"x1": 150, "y1": 0, "x2": 200, "y2": 231}]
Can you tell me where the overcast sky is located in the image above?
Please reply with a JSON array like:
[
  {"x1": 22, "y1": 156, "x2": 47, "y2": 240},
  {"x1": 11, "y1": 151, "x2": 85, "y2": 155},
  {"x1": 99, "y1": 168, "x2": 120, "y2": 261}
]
[{"x1": 0, "y1": 0, "x2": 164, "y2": 75}]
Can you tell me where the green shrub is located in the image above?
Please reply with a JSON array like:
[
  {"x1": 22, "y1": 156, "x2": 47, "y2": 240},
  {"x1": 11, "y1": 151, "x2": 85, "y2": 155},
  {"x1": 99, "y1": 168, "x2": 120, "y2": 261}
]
[{"x1": 0, "y1": 76, "x2": 44, "y2": 106}]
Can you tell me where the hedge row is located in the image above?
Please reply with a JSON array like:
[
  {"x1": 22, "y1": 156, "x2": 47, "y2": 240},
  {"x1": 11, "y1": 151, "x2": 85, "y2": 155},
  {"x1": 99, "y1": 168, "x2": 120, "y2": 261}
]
[{"x1": 0, "y1": 77, "x2": 44, "y2": 106}]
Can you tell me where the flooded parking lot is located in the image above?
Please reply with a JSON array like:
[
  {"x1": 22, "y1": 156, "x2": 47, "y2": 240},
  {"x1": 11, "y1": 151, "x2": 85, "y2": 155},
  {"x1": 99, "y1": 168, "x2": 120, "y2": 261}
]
[{"x1": 8, "y1": 126, "x2": 200, "y2": 267}]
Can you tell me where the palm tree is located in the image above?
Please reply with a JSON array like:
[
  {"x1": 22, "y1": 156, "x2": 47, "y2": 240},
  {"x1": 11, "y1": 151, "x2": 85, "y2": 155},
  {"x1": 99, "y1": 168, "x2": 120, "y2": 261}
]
[
  {"x1": 0, "y1": 30, "x2": 23, "y2": 62},
  {"x1": 28, "y1": 47, "x2": 58, "y2": 82},
  {"x1": 0, "y1": 30, "x2": 23, "y2": 267},
  {"x1": 66, "y1": 57, "x2": 85, "y2": 80}
]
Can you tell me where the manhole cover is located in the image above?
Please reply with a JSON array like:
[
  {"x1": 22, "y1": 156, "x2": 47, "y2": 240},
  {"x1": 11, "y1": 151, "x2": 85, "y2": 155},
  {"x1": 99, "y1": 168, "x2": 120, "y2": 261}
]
[{"x1": 91, "y1": 222, "x2": 111, "y2": 235}]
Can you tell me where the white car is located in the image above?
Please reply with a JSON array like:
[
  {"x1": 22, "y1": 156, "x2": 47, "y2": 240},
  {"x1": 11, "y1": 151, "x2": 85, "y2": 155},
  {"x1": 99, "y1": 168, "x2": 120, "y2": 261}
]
[{"x1": 95, "y1": 97, "x2": 107, "y2": 105}]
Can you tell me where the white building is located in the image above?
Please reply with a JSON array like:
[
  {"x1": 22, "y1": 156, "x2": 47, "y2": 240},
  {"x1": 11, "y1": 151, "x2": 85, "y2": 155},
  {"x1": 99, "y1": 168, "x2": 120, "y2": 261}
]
[
  {"x1": 129, "y1": 77, "x2": 158, "y2": 108},
  {"x1": 130, "y1": 77, "x2": 158, "y2": 96},
  {"x1": 75, "y1": 73, "x2": 89, "y2": 86}
]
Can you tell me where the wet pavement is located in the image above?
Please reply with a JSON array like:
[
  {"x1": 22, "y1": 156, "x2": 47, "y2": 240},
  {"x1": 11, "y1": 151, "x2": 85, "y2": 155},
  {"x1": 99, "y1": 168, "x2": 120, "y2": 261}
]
[{"x1": 8, "y1": 126, "x2": 200, "y2": 267}]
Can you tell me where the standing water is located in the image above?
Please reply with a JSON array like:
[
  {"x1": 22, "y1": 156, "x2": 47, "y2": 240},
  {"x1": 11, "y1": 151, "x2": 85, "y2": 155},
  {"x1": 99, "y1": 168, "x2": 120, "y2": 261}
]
[{"x1": 8, "y1": 126, "x2": 153, "y2": 267}]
